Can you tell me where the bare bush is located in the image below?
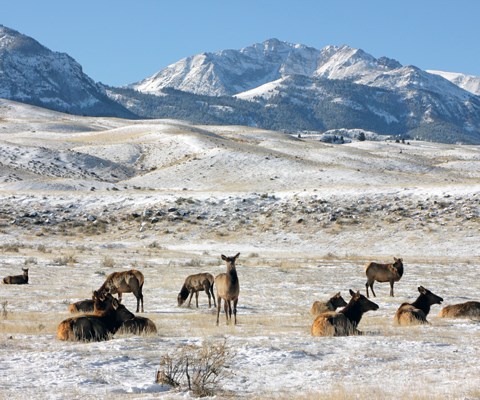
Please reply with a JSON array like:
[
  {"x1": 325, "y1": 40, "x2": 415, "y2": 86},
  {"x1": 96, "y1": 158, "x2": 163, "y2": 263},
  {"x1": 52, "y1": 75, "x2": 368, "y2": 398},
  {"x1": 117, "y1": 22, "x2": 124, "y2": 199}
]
[
  {"x1": 53, "y1": 254, "x2": 78, "y2": 266},
  {"x1": 1, "y1": 301, "x2": 8, "y2": 319},
  {"x1": 102, "y1": 256, "x2": 115, "y2": 269},
  {"x1": 156, "y1": 340, "x2": 231, "y2": 397}
]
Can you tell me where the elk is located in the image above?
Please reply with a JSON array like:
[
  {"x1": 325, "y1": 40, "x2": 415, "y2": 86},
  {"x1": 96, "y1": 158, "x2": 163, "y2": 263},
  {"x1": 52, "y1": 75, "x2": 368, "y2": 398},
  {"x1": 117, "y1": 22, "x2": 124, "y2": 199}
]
[
  {"x1": 3, "y1": 268, "x2": 29, "y2": 284},
  {"x1": 394, "y1": 286, "x2": 443, "y2": 326},
  {"x1": 310, "y1": 292, "x2": 348, "y2": 316},
  {"x1": 68, "y1": 299, "x2": 94, "y2": 313},
  {"x1": 118, "y1": 316, "x2": 158, "y2": 335},
  {"x1": 311, "y1": 289, "x2": 379, "y2": 336},
  {"x1": 177, "y1": 272, "x2": 216, "y2": 308},
  {"x1": 97, "y1": 269, "x2": 144, "y2": 312},
  {"x1": 365, "y1": 257, "x2": 404, "y2": 297},
  {"x1": 57, "y1": 291, "x2": 130, "y2": 341},
  {"x1": 215, "y1": 253, "x2": 240, "y2": 326},
  {"x1": 111, "y1": 300, "x2": 157, "y2": 335},
  {"x1": 439, "y1": 301, "x2": 480, "y2": 319}
]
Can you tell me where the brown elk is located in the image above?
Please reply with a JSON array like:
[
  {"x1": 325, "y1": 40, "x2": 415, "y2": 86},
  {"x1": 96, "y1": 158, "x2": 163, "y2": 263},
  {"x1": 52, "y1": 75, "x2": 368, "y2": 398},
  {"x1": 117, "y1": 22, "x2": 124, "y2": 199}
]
[
  {"x1": 215, "y1": 253, "x2": 240, "y2": 326},
  {"x1": 68, "y1": 299, "x2": 94, "y2": 313},
  {"x1": 3, "y1": 268, "x2": 29, "y2": 284},
  {"x1": 439, "y1": 301, "x2": 480, "y2": 319},
  {"x1": 117, "y1": 316, "x2": 158, "y2": 335},
  {"x1": 394, "y1": 286, "x2": 443, "y2": 326},
  {"x1": 177, "y1": 272, "x2": 216, "y2": 308},
  {"x1": 310, "y1": 292, "x2": 348, "y2": 316},
  {"x1": 311, "y1": 289, "x2": 379, "y2": 336},
  {"x1": 97, "y1": 269, "x2": 144, "y2": 312},
  {"x1": 365, "y1": 257, "x2": 404, "y2": 297},
  {"x1": 57, "y1": 291, "x2": 130, "y2": 341}
]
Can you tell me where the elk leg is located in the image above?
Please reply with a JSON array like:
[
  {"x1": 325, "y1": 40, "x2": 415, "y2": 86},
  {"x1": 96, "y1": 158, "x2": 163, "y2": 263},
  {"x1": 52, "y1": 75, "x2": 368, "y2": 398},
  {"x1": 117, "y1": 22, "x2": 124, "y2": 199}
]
[
  {"x1": 365, "y1": 281, "x2": 370, "y2": 298},
  {"x1": 224, "y1": 301, "x2": 230, "y2": 324},
  {"x1": 211, "y1": 287, "x2": 217, "y2": 308},
  {"x1": 216, "y1": 297, "x2": 221, "y2": 326},
  {"x1": 188, "y1": 291, "x2": 194, "y2": 307},
  {"x1": 195, "y1": 291, "x2": 199, "y2": 308},
  {"x1": 370, "y1": 282, "x2": 377, "y2": 297},
  {"x1": 390, "y1": 281, "x2": 394, "y2": 297},
  {"x1": 233, "y1": 298, "x2": 238, "y2": 325},
  {"x1": 206, "y1": 287, "x2": 211, "y2": 308}
]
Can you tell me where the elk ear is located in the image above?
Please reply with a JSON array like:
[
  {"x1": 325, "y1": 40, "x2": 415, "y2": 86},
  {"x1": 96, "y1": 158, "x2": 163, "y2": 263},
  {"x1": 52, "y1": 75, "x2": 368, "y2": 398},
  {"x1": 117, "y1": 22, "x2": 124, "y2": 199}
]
[
  {"x1": 349, "y1": 289, "x2": 355, "y2": 297},
  {"x1": 234, "y1": 252, "x2": 240, "y2": 259},
  {"x1": 418, "y1": 286, "x2": 426, "y2": 294},
  {"x1": 394, "y1": 257, "x2": 398, "y2": 261},
  {"x1": 221, "y1": 255, "x2": 227, "y2": 261},
  {"x1": 335, "y1": 292, "x2": 341, "y2": 297}
]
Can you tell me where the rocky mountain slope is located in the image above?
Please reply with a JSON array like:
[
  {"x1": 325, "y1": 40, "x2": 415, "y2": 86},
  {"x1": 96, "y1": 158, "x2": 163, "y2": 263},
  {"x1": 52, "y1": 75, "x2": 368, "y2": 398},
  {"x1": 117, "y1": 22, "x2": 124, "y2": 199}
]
[{"x1": 0, "y1": 25, "x2": 134, "y2": 118}]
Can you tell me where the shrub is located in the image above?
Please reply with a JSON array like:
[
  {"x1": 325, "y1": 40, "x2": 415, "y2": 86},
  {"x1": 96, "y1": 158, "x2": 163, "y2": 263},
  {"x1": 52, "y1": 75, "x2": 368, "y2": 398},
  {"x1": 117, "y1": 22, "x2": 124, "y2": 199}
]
[
  {"x1": 102, "y1": 257, "x2": 115, "y2": 269},
  {"x1": 156, "y1": 340, "x2": 231, "y2": 397}
]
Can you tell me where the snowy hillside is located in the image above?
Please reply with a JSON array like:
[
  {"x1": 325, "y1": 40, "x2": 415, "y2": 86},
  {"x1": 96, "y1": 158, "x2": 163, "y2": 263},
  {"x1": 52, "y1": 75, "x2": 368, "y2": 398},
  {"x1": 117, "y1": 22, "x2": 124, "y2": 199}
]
[{"x1": 0, "y1": 100, "x2": 479, "y2": 400}]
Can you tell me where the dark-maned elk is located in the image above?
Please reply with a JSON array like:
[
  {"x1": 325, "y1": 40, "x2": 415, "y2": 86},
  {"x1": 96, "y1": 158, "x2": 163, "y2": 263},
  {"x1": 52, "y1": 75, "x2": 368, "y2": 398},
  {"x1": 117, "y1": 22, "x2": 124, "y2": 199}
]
[
  {"x1": 3, "y1": 268, "x2": 29, "y2": 284},
  {"x1": 177, "y1": 272, "x2": 216, "y2": 308},
  {"x1": 311, "y1": 289, "x2": 379, "y2": 336},
  {"x1": 365, "y1": 257, "x2": 404, "y2": 298},
  {"x1": 394, "y1": 286, "x2": 443, "y2": 326},
  {"x1": 97, "y1": 269, "x2": 144, "y2": 312},
  {"x1": 215, "y1": 253, "x2": 240, "y2": 326},
  {"x1": 310, "y1": 292, "x2": 348, "y2": 316},
  {"x1": 118, "y1": 316, "x2": 158, "y2": 335},
  {"x1": 57, "y1": 291, "x2": 129, "y2": 341},
  {"x1": 68, "y1": 299, "x2": 94, "y2": 313},
  {"x1": 439, "y1": 301, "x2": 480, "y2": 319},
  {"x1": 113, "y1": 301, "x2": 157, "y2": 335}
]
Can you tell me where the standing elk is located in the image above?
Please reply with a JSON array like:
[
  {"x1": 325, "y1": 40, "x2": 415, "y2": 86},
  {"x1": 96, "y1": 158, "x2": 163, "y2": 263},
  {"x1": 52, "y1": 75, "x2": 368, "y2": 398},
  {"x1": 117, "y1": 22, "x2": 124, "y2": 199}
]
[
  {"x1": 365, "y1": 257, "x2": 404, "y2": 297},
  {"x1": 439, "y1": 301, "x2": 480, "y2": 319},
  {"x1": 215, "y1": 253, "x2": 240, "y2": 326},
  {"x1": 394, "y1": 286, "x2": 443, "y2": 326},
  {"x1": 97, "y1": 269, "x2": 144, "y2": 312},
  {"x1": 311, "y1": 289, "x2": 379, "y2": 336},
  {"x1": 57, "y1": 291, "x2": 129, "y2": 341},
  {"x1": 310, "y1": 292, "x2": 348, "y2": 316},
  {"x1": 3, "y1": 268, "x2": 29, "y2": 284},
  {"x1": 177, "y1": 272, "x2": 216, "y2": 308}
]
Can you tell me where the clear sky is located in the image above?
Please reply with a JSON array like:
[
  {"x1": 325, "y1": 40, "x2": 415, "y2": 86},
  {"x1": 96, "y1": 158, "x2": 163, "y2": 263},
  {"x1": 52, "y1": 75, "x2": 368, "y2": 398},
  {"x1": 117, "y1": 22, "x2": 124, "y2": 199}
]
[{"x1": 2, "y1": 0, "x2": 479, "y2": 86}]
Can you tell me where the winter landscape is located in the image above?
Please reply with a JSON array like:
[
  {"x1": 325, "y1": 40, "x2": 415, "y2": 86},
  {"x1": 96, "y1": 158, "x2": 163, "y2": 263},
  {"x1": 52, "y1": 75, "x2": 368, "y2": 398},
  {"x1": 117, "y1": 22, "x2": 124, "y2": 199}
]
[
  {"x1": 0, "y1": 20, "x2": 480, "y2": 400},
  {"x1": 0, "y1": 98, "x2": 479, "y2": 399}
]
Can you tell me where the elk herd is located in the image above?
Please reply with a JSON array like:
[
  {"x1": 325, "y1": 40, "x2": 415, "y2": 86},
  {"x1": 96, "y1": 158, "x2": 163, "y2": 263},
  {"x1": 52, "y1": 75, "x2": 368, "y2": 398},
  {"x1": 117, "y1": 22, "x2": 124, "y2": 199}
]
[{"x1": 2, "y1": 254, "x2": 480, "y2": 342}]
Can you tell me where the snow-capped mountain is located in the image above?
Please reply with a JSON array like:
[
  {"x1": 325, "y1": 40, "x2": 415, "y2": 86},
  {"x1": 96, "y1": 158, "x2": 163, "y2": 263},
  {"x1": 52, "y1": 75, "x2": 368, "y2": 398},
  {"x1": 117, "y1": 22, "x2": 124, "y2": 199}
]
[
  {"x1": 0, "y1": 25, "x2": 134, "y2": 117},
  {"x1": 1, "y1": 26, "x2": 479, "y2": 144},
  {"x1": 126, "y1": 38, "x2": 480, "y2": 144},
  {"x1": 427, "y1": 70, "x2": 480, "y2": 96},
  {"x1": 130, "y1": 39, "x2": 472, "y2": 101}
]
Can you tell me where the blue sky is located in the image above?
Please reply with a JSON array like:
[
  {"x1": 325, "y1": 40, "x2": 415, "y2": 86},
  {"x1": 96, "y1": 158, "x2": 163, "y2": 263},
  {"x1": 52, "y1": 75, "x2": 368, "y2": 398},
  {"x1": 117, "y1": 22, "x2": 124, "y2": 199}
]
[{"x1": 3, "y1": 0, "x2": 480, "y2": 86}]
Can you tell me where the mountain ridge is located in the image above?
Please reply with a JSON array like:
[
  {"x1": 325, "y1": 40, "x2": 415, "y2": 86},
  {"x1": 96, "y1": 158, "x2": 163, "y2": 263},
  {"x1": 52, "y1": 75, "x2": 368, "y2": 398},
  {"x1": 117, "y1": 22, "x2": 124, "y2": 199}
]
[{"x1": 1, "y1": 27, "x2": 479, "y2": 144}]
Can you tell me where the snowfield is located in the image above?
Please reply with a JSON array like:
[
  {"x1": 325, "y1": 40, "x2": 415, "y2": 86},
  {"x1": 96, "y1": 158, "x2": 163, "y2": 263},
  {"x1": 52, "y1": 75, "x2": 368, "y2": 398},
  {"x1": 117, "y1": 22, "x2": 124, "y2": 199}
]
[{"x1": 0, "y1": 99, "x2": 479, "y2": 399}]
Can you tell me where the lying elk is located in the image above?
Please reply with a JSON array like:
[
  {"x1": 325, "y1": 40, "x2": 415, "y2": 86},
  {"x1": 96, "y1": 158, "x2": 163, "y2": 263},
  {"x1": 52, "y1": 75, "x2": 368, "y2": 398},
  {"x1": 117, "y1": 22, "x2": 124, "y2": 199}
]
[
  {"x1": 215, "y1": 253, "x2": 240, "y2": 325},
  {"x1": 439, "y1": 301, "x2": 480, "y2": 319},
  {"x1": 310, "y1": 292, "x2": 348, "y2": 316},
  {"x1": 365, "y1": 257, "x2": 404, "y2": 297},
  {"x1": 98, "y1": 269, "x2": 144, "y2": 312},
  {"x1": 3, "y1": 268, "x2": 29, "y2": 284},
  {"x1": 177, "y1": 272, "x2": 216, "y2": 308},
  {"x1": 311, "y1": 289, "x2": 379, "y2": 336},
  {"x1": 57, "y1": 291, "x2": 127, "y2": 341},
  {"x1": 394, "y1": 286, "x2": 443, "y2": 326},
  {"x1": 117, "y1": 314, "x2": 157, "y2": 335},
  {"x1": 68, "y1": 299, "x2": 94, "y2": 313}
]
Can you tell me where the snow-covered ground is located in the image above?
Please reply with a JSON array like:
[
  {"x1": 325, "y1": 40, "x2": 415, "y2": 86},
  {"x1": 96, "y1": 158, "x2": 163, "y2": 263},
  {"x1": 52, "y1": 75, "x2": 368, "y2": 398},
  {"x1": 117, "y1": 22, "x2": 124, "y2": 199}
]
[{"x1": 0, "y1": 99, "x2": 479, "y2": 399}]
